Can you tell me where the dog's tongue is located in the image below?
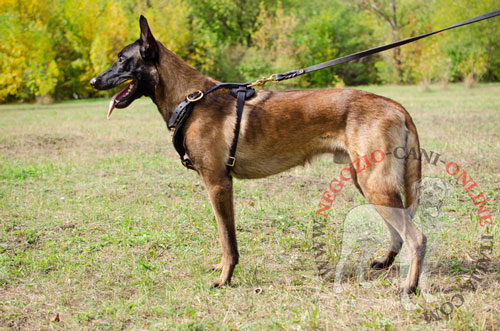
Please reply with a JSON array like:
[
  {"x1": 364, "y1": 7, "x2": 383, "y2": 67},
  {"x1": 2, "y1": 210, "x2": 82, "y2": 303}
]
[{"x1": 107, "y1": 82, "x2": 132, "y2": 119}]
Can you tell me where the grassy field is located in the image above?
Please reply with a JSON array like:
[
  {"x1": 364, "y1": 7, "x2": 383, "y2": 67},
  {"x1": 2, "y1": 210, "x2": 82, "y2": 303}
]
[{"x1": 0, "y1": 83, "x2": 499, "y2": 330}]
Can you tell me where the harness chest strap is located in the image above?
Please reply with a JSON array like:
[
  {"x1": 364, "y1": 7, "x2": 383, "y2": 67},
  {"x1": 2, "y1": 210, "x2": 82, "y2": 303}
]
[
  {"x1": 167, "y1": 83, "x2": 255, "y2": 172},
  {"x1": 227, "y1": 86, "x2": 254, "y2": 167}
]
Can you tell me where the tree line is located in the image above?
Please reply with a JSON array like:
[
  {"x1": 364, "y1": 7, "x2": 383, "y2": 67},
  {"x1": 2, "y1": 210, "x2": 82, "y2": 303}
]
[{"x1": 0, "y1": 0, "x2": 499, "y2": 103}]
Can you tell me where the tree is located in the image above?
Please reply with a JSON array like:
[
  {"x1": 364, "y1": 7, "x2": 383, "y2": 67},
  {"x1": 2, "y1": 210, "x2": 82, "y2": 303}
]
[{"x1": 347, "y1": 0, "x2": 431, "y2": 84}]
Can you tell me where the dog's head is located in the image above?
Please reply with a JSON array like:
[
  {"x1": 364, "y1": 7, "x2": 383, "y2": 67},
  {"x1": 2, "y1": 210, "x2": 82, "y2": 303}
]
[{"x1": 90, "y1": 16, "x2": 159, "y2": 118}]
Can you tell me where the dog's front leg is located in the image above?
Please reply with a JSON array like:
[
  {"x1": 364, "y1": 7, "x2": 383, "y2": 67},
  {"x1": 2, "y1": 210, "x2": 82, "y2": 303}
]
[{"x1": 201, "y1": 173, "x2": 239, "y2": 287}]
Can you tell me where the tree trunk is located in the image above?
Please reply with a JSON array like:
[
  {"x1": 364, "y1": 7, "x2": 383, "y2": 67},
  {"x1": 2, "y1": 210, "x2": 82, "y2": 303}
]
[{"x1": 391, "y1": 0, "x2": 403, "y2": 83}]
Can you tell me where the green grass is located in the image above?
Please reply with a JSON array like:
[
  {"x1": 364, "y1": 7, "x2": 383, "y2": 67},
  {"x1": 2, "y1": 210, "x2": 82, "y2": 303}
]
[{"x1": 0, "y1": 83, "x2": 499, "y2": 330}]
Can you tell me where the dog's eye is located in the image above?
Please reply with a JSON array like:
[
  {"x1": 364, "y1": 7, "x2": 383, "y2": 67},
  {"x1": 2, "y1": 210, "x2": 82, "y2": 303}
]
[{"x1": 118, "y1": 57, "x2": 124, "y2": 63}]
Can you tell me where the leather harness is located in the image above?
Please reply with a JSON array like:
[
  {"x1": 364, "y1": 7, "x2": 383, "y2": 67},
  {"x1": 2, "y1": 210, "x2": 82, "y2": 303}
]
[{"x1": 167, "y1": 83, "x2": 255, "y2": 172}]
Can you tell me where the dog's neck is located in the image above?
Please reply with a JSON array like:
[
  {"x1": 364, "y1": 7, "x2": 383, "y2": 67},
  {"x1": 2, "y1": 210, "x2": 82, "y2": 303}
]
[{"x1": 152, "y1": 44, "x2": 217, "y2": 122}]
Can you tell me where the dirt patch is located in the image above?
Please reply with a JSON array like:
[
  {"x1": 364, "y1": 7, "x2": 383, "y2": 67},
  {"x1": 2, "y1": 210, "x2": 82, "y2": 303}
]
[
  {"x1": 19, "y1": 134, "x2": 82, "y2": 148},
  {"x1": 0, "y1": 134, "x2": 84, "y2": 156},
  {"x1": 0, "y1": 288, "x2": 54, "y2": 330},
  {"x1": 0, "y1": 133, "x2": 177, "y2": 161}
]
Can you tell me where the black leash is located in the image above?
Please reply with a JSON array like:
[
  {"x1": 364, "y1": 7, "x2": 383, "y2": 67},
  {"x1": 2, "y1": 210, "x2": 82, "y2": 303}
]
[
  {"x1": 249, "y1": 9, "x2": 500, "y2": 84},
  {"x1": 169, "y1": 9, "x2": 500, "y2": 172}
]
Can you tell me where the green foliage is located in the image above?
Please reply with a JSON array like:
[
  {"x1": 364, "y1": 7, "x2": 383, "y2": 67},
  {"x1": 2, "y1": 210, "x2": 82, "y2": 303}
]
[
  {"x1": 0, "y1": 0, "x2": 60, "y2": 101},
  {"x1": 58, "y1": 0, "x2": 130, "y2": 99},
  {"x1": 434, "y1": 0, "x2": 500, "y2": 83},
  {"x1": 0, "y1": 0, "x2": 499, "y2": 102},
  {"x1": 185, "y1": 0, "x2": 262, "y2": 45},
  {"x1": 294, "y1": 3, "x2": 379, "y2": 86},
  {"x1": 238, "y1": 2, "x2": 306, "y2": 86}
]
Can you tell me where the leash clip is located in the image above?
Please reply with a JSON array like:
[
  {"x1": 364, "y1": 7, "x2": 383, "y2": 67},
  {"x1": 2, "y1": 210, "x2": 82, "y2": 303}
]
[{"x1": 248, "y1": 74, "x2": 277, "y2": 88}]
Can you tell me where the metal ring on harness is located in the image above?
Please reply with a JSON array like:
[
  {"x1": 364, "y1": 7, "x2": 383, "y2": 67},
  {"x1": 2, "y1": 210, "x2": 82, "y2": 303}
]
[{"x1": 186, "y1": 91, "x2": 204, "y2": 102}]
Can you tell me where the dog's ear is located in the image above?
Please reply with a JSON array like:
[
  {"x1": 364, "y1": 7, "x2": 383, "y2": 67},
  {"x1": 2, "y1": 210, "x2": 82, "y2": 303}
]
[{"x1": 139, "y1": 15, "x2": 158, "y2": 61}]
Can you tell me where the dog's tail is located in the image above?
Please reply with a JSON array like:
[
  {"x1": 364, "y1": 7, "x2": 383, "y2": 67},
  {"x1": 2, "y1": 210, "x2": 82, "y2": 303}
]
[{"x1": 403, "y1": 115, "x2": 422, "y2": 218}]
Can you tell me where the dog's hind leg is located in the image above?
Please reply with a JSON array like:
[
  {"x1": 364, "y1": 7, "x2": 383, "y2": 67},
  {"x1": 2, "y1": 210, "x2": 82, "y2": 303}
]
[
  {"x1": 348, "y1": 146, "x2": 423, "y2": 292},
  {"x1": 370, "y1": 220, "x2": 403, "y2": 270},
  {"x1": 200, "y1": 172, "x2": 239, "y2": 287},
  {"x1": 350, "y1": 164, "x2": 402, "y2": 269},
  {"x1": 356, "y1": 173, "x2": 426, "y2": 294}
]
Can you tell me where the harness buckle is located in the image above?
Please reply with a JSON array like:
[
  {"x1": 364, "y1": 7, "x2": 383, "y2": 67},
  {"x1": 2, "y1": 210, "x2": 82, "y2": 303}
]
[
  {"x1": 226, "y1": 156, "x2": 236, "y2": 167},
  {"x1": 186, "y1": 90, "x2": 204, "y2": 102},
  {"x1": 181, "y1": 158, "x2": 195, "y2": 170}
]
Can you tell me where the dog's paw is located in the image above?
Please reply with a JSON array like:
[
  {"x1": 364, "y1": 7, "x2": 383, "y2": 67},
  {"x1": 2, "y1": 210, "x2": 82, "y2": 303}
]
[
  {"x1": 398, "y1": 284, "x2": 418, "y2": 295},
  {"x1": 370, "y1": 259, "x2": 391, "y2": 270},
  {"x1": 210, "y1": 277, "x2": 230, "y2": 288}
]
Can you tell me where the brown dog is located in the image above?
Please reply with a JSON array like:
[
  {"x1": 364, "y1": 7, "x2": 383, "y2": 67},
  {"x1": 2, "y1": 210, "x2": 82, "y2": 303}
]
[{"x1": 91, "y1": 16, "x2": 424, "y2": 294}]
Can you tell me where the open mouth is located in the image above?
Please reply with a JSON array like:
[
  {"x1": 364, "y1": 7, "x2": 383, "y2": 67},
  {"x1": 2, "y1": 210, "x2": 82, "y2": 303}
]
[{"x1": 107, "y1": 79, "x2": 138, "y2": 119}]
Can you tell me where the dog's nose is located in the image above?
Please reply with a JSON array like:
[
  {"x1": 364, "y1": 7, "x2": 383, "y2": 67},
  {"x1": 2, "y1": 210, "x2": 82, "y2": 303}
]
[{"x1": 90, "y1": 77, "x2": 97, "y2": 88}]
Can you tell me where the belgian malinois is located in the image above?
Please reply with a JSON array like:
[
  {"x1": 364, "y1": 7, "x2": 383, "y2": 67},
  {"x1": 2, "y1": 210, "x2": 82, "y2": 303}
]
[{"x1": 91, "y1": 16, "x2": 424, "y2": 294}]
